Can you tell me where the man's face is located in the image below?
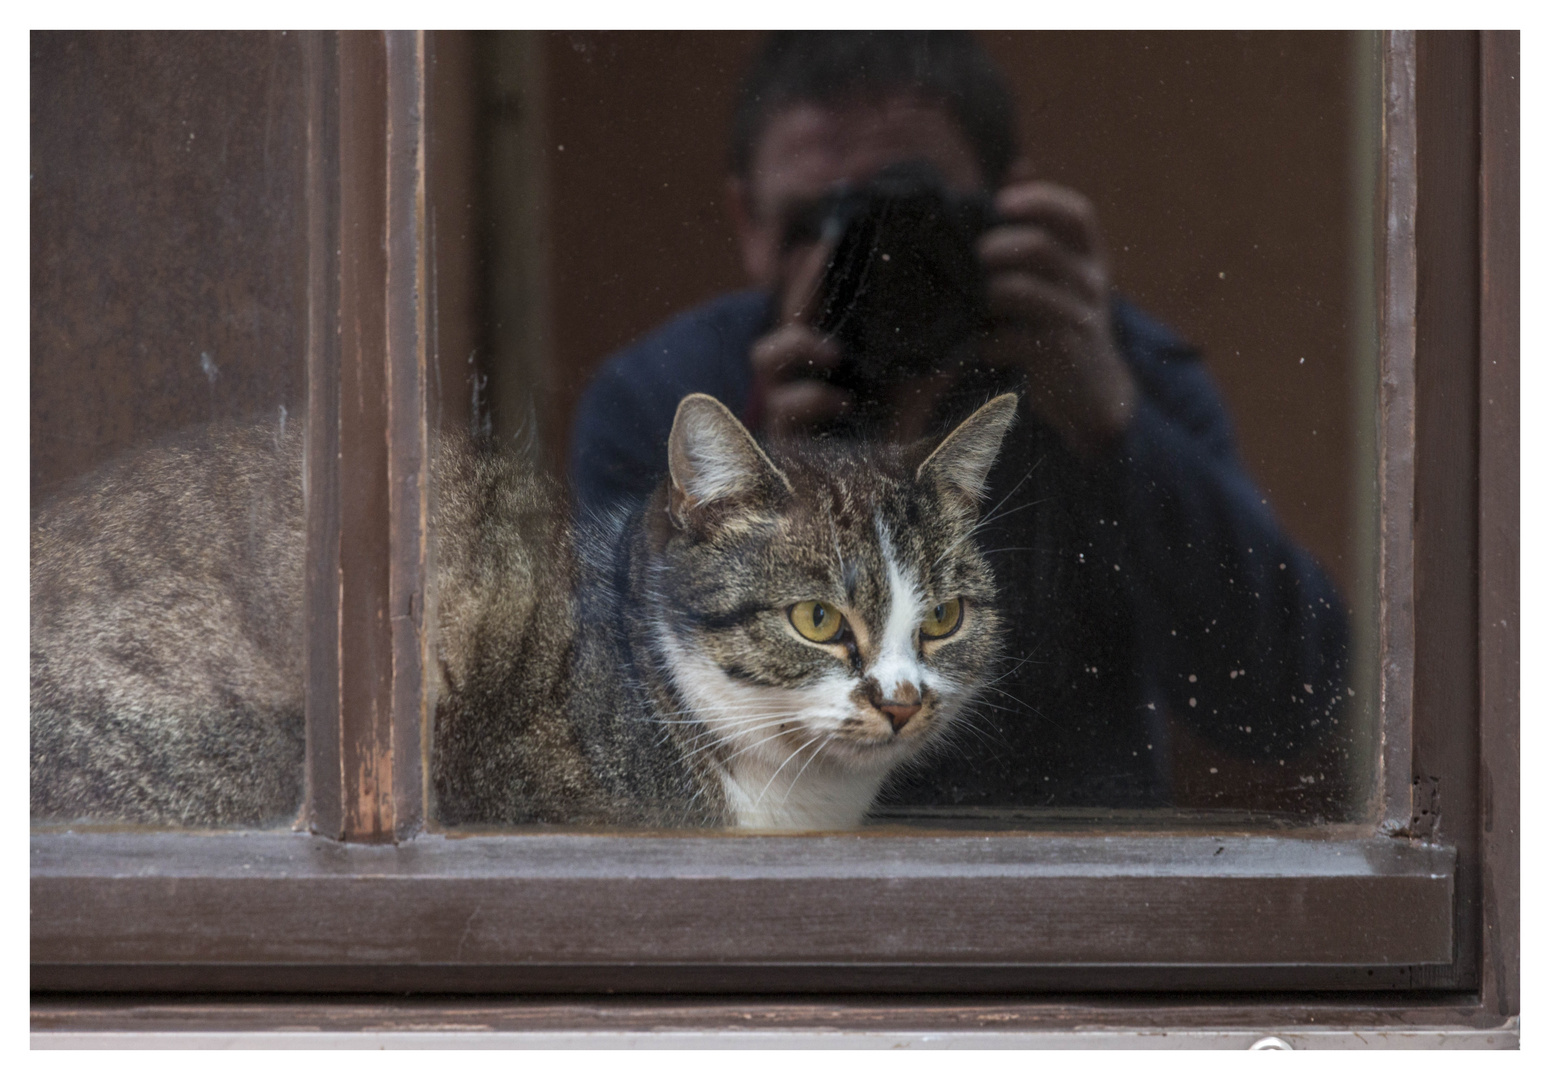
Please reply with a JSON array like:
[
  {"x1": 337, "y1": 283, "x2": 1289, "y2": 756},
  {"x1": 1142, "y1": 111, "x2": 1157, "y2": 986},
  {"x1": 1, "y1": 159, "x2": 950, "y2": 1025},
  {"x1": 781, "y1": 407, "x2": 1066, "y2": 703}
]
[{"x1": 730, "y1": 95, "x2": 986, "y2": 290}]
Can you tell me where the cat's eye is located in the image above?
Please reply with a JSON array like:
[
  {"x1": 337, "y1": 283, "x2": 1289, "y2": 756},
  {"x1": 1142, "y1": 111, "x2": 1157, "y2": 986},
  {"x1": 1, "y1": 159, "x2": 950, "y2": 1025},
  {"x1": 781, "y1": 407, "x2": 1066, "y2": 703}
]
[
  {"x1": 920, "y1": 598, "x2": 964, "y2": 640},
  {"x1": 789, "y1": 600, "x2": 845, "y2": 643}
]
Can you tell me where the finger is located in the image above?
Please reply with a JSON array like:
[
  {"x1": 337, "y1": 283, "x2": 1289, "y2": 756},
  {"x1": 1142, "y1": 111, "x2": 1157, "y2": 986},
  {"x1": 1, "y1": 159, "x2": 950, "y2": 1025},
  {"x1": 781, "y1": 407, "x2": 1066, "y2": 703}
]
[
  {"x1": 764, "y1": 381, "x2": 852, "y2": 435},
  {"x1": 1002, "y1": 156, "x2": 1037, "y2": 185},
  {"x1": 985, "y1": 272, "x2": 1104, "y2": 331},
  {"x1": 992, "y1": 181, "x2": 1102, "y2": 256},
  {"x1": 979, "y1": 324, "x2": 1100, "y2": 383},
  {"x1": 780, "y1": 239, "x2": 835, "y2": 325},
  {"x1": 750, "y1": 324, "x2": 843, "y2": 383},
  {"x1": 979, "y1": 226, "x2": 1107, "y2": 303}
]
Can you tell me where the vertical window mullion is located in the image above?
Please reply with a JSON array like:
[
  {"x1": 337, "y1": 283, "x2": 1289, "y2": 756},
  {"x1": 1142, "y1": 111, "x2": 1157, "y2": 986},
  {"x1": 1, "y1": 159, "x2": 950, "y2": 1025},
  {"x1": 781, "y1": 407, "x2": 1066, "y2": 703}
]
[
  {"x1": 304, "y1": 30, "x2": 427, "y2": 842},
  {"x1": 1411, "y1": 28, "x2": 1485, "y2": 988},
  {"x1": 386, "y1": 30, "x2": 430, "y2": 839},
  {"x1": 1476, "y1": 29, "x2": 1520, "y2": 1021},
  {"x1": 303, "y1": 29, "x2": 344, "y2": 839},
  {"x1": 1376, "y1": 30, "x2": 1418, "y2": 832}
]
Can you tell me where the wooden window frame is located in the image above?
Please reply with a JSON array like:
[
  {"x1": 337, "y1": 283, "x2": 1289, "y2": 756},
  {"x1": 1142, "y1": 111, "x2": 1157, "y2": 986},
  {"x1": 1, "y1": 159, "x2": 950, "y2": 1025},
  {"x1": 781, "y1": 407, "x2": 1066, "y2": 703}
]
[{"x1": 31, "y1": 30, "x2": 1518, "y2": 1038}]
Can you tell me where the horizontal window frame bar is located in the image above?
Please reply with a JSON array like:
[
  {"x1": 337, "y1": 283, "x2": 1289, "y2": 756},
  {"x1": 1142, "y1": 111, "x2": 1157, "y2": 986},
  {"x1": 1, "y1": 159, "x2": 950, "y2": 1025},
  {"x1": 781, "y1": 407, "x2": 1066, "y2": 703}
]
[
  {"x1": 26, "y1": 1025, "x2": 1521, "y2": 1051},
  {"x1": 31, "y1": 989, "x2": 1518, "y2": 1049},
  {"x1": 32, "y1": 831, "x2": 1453, "y2": 993}
]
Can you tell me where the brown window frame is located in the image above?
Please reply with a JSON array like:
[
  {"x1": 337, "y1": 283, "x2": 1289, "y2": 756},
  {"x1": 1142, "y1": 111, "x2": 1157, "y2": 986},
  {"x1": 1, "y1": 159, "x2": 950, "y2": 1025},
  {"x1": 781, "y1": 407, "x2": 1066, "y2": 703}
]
[{"x1": 31, "y1": 30, "x2": 1517, "y2": 1037}]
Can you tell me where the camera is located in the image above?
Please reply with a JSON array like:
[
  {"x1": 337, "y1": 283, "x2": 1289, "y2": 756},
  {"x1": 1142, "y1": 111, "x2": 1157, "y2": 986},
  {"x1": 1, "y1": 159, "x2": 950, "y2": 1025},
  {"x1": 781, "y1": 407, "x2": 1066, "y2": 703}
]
[{"x1": 783, "y1": 160, "x2": 996, "y2": 415}]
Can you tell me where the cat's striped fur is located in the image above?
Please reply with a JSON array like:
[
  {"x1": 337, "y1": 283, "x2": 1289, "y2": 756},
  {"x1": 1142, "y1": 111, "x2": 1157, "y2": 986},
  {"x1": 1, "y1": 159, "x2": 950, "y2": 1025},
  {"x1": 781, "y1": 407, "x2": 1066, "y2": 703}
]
[{"x1": 32, "y1": 394, "x2": 1017, "y2": 830}]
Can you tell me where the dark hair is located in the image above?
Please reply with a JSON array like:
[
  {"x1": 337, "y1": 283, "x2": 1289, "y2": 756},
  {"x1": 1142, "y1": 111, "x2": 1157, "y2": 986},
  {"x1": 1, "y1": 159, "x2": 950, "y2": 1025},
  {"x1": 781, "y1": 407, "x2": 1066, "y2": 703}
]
[{"x1": 730, "y1": 31, "x2": 1017, "y2": 189}]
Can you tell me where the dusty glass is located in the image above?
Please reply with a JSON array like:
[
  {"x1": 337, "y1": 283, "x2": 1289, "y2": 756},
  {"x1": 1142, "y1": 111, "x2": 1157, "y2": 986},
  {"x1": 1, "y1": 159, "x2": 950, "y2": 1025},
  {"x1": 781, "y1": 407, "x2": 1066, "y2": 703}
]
[
  {"x1": 29, "y1": 31, "x2": 311, "y2": 828},
  {"x1": 26, "y1": 30, "x2": 1383, "y2": 832},
  {"x1": 443, "y1": 30, "x2": 1382, "y2": 826}
]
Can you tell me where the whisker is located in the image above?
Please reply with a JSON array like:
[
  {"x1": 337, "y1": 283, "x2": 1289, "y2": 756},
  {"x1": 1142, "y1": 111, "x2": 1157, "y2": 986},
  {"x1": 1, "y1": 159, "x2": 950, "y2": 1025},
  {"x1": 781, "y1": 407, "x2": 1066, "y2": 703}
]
[
  {"x1": 978, "y1": 681, "x2": 1038, "y2": 711},
  {"x1": 754, "y1": 729, "x2": 829, "y2": 806},
  {"x1": 682, "y1": 718, "x2": 799, "y2": 754},
  {"x1": 973, "y1": 493, "x2": 1051, "y2": 532},
  {"x1": 973, "y1": 685, "x2": 1069, "y2": 734},
  {"x1": 719, "y1": 724, "x2": 804, "y2": 766},
  {"x1": 977, "y1": 460, "x2": 1042, "y2": 528},
  {"x1": 641, "y1": 706, "x2": 806, "y2": 726},
  {"x1": 944, "y1": 710, "x2": 1015, "y2": 762},
  {"x1": 932, "y1": 492, "x2": 1051, "y2": 570},
  {"x1": 679, "y1": 713, "x2": 798, "y2": 733},
  {"x1": 780, "y1": 732, "x2": 836, "y2": 806},
  {"x1": 647, "y1": 702, "x2": 800, "y2": 722},
  {"x1": 961, "y1": 695, "x2": 1025, "y2": 717},
  {"x1": 980, "y1": 657, "x2": 1045, "y2": 689}
]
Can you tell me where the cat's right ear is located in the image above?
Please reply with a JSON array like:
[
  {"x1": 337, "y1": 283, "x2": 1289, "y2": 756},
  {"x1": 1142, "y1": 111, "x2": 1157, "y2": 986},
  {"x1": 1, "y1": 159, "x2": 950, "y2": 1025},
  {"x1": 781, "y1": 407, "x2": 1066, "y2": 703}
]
[
  {"x1": 916, "y1": 393, "x2": 1019, "y2": 513},
  {"x1": 667, "y1": 394, "x2": 792, "y2": 531}
]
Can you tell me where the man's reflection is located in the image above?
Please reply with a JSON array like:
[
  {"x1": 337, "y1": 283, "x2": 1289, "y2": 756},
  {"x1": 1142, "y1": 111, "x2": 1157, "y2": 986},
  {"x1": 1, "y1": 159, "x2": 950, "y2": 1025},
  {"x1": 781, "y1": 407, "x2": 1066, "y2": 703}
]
[{"x1": 569, "y1": 31, "x2": 1350, "y2": 809}]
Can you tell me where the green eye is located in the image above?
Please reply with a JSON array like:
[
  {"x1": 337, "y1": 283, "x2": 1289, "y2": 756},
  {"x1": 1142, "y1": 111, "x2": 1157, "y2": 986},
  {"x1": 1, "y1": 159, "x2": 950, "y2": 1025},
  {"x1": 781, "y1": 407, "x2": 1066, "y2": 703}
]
[
  {"x1": 921, "y1": 598, "x2": 964, "y2": 640},
  {"x1": 789, "y1": 600, "x2": 844, "y2": 643}
]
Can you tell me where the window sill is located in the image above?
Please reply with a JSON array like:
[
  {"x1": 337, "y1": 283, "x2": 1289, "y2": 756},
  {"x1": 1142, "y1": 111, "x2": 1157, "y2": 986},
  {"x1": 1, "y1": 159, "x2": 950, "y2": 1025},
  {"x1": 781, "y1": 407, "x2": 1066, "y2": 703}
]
[
  {"x1": 28, "y1": 1020, "x2": 1519, "y2": 1051},
  {"x1": 33, "y1": 829, "x2": 1454, "y2": 994}
]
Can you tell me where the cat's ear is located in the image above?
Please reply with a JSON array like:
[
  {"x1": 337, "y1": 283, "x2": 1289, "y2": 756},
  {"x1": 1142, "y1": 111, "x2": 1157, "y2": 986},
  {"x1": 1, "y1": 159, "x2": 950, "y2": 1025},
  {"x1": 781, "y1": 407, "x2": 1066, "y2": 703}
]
[
  {"x1": 667, "y1": 394, "x2": 792, "y2": 529},
  {"x1": 916, "y1": 394, "x2": 1019, "y2": 511}
]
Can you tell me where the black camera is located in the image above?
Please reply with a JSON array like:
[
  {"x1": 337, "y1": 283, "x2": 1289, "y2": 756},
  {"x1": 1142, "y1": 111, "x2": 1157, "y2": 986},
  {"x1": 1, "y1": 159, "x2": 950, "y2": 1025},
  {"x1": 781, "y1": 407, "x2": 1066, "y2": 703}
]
[{"x1": 784, "y1": 160, "x2": 996, "y2": 415}]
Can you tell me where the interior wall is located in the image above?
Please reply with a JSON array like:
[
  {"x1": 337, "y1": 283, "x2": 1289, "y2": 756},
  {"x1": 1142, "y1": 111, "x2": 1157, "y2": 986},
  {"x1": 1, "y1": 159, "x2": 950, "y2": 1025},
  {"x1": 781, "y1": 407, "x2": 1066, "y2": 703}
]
[
  {"x1": 30, "y1": 31, "x2": 309, "y2": 501},
  {"x1": 539, "y1": 31, "x2": 758, "y2": 473}
]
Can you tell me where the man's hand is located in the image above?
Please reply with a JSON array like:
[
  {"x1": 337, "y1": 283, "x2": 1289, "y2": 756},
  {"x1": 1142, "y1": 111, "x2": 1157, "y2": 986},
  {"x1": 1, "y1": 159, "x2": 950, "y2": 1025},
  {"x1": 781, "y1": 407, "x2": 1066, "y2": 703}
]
[
  {"x1": 746, "y1": 241, "x2": 849, "y2": 437},
  {"x1": 747, "y1": 179, "x2": 1139, "y2": 452},
  {"x1": 978, "y1": 181, "x2": 1138, "y2": 455}
]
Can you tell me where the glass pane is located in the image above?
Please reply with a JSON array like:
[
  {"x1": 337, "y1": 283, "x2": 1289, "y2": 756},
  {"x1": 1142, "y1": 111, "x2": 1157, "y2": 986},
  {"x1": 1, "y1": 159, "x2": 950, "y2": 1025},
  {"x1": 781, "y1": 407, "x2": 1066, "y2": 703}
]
[
  {"x1": 30, "y1": 31, "x2": 1383, "y2": 834},
  {"x1": 30, "y1": 32, "x2": 309, "y2": 827},
  {"x1": 431, "y1": 30, "x2": 1381, "y2": 830}
]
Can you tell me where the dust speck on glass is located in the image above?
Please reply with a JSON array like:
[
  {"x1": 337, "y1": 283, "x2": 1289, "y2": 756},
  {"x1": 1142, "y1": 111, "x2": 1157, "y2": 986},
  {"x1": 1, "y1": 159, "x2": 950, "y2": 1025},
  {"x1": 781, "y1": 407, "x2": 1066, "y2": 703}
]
[{"x1": 30, "y1": 30, "x2": 1381, "y2": 832}]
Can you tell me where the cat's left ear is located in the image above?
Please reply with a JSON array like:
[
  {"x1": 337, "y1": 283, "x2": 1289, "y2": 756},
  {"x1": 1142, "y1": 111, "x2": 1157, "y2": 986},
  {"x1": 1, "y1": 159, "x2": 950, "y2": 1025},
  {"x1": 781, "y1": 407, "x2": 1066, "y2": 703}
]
[
  {"x1": 667, "y1": 394, "x2": 792, "y2": 530},
  {"x1": 916, "y1": 394, "x2": 1019, "y2": 512}
]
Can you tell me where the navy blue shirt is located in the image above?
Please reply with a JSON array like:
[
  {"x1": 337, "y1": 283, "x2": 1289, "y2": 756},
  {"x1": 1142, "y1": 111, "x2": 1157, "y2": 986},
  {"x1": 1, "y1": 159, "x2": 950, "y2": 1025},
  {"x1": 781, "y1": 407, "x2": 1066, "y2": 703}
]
[{"x1": 569, "y1": 291, "x2": 1351, "y2": 809}]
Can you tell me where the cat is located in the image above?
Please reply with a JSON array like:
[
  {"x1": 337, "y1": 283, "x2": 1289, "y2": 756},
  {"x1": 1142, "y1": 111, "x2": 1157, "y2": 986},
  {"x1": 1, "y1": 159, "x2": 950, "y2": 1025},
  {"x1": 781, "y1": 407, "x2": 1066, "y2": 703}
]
[
  {"x1": 30, "y1": 421, "x2": 308, "y2": 826},
  {"x1": 31, "y1": 392, "x2": 1017, "y2": 831}
]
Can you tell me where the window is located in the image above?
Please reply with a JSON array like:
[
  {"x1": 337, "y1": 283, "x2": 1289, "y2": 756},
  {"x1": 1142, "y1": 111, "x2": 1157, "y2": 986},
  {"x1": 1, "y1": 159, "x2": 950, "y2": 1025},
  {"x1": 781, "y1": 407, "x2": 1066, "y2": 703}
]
[{"x1": 31, "y1": 31, "x2": 1517, "y2": 1046}]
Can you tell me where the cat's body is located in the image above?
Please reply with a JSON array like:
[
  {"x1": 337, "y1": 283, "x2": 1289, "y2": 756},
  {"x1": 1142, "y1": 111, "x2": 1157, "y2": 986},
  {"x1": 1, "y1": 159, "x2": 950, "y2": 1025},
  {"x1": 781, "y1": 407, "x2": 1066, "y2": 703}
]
[
  {"x1": 30, "y1": 422, "x2": 308, "y2": 825},
  {"x1": 32, "y1": 394, "x2": 1016, "y2": 830},
  {"x1": 429, "y1": 439, "x2": 715, "y2": 826}
]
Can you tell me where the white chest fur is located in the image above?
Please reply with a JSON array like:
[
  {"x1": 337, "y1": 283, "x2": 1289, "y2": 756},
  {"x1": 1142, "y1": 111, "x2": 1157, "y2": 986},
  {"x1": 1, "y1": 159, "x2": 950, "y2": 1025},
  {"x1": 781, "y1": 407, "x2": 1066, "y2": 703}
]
[{"x1": 716, "y1": 748, "x2": 888, "y2": 831}]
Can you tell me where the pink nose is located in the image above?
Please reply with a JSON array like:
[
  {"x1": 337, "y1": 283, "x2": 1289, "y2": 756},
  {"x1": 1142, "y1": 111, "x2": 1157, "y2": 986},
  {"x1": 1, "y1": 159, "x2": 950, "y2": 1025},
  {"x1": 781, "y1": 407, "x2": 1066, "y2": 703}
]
[{"x1": 878, "y1": 700, "x2": 922, "y2": 732}]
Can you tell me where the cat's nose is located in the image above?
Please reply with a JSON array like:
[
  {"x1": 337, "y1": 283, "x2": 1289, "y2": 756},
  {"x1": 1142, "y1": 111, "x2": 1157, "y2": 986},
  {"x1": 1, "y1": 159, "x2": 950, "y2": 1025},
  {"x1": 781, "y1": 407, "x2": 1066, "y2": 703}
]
[{"x1": 878, "y1": 699, "x2": 922, "y2": 732}]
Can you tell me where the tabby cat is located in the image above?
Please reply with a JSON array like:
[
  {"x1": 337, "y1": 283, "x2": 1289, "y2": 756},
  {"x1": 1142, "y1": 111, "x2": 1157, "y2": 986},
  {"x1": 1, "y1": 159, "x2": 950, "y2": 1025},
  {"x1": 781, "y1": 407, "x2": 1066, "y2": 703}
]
[{"x1": 31, "y1": 393, "x2": 1017, "y2": 830}]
